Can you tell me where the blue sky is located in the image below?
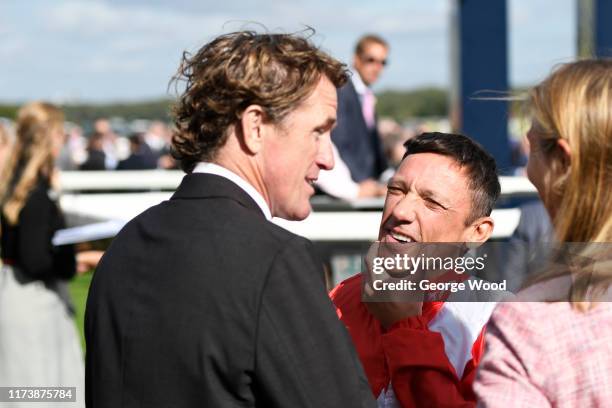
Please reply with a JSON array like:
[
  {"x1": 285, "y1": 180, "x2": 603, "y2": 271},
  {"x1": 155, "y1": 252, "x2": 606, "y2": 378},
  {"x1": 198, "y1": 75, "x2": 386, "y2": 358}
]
[{"x1": 0, "y1": 0, "x2": 576, "y2": 103}]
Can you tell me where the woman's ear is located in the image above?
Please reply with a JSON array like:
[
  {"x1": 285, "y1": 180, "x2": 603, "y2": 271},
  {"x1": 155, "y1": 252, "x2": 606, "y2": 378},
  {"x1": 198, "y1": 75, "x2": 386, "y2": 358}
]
[{"x1": 557, "y1": 138, "x2": 572, "y2": 171}]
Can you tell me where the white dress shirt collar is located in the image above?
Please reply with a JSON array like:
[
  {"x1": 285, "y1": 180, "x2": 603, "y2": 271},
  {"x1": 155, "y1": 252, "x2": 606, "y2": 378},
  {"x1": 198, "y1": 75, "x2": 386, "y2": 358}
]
[
  {"x1": 350, "y1": 70, "x2": 369, "y2": 96},
  {"x1": 192, "y1": 162, "x2": 272, "y2": 221}
]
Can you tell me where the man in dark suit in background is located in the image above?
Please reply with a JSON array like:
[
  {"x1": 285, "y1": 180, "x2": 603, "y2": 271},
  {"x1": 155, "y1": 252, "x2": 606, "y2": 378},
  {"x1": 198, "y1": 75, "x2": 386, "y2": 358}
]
[
  {"x1": 499, "y1": 200, "x2": 554, "y2": 291},
  {"x1": 332, "y1": 34, "x2": 389, "y2": 183},
  {"x1": 116, "y1": 133, "x2": 158, "y2": 170},
  {"x1": 85, "y1": 31, "x2": 375, "y2": 408}
]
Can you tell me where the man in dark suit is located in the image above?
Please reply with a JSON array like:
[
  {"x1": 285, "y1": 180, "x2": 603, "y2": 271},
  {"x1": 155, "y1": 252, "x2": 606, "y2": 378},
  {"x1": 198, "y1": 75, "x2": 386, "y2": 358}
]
[
  {"x1": 498, "y1": 199, "x2": 554, "y2": 291},
  {"x1": 332, "y1": 34, "x2": 389, "y2": 183},
  {"x1": 80, "y1": 131, "x2": 107, "y2": 171},
  {"x1": 116, "y1": 133, "x2": 158, "y2": 170},
  {"x1": 85, "y1": 31, "x2": 375, "y2": 407}
]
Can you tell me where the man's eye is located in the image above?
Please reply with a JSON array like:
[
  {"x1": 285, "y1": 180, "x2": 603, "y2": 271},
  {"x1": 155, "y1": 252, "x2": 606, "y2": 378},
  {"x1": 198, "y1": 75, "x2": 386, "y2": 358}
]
[
  {"x1": 387, "y1": 186, "x2": 403, "y2": 194},
  {"x1": 425, "y1": 198, "x2": 443, "y2": 209}
]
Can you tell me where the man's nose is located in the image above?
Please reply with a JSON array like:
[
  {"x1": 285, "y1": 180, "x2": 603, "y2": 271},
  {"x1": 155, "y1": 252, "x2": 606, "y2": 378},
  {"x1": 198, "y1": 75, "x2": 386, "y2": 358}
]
[
  {"x1": 316, "y1": 134, "x2": 335, "y2": 171},
  {"x1": 390, "y1": 193, "x2": 417, "y2": 223}
]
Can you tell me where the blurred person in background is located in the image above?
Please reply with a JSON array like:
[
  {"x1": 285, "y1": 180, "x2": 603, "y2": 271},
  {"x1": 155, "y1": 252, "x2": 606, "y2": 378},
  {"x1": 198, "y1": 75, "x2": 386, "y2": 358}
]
[
  {"x1": 380, "y1": 124, "x2": 417, "y2": 169},
  {"x1": 157, "y1": 147, "x2": 177, "y2": 169},
  {"x1": 56, "y1": 123, "x2": 88, "y2": 171},
  {"x1": 144, "y1": 120, "x2": 170, "y2": 153},
  {"x1": 497, "y1": 199, "x2": 554, "y2": 292},
  {"x1": 475, "y1": 59, "x2": 612, "y2": 407},
  {"x1": 0, "y1": 102, "x2": 101, "y2": 407},
  {"x1": 79, "y1": 131, "x2": 107, "y2": 171},
  {"x1": 316, "y1": 118, "x2": 410, "y2": 201},
  {"x1": 56, "y1": 133, "x2": 77, "y2": 171},
  {"x1": 117, "y1": 132, "x2": 158, "y2": 170},
  {"x1": 145, "y1": 120, "x2": 178, "y2": 169},
  {"x1": 156, "y1": 130, "x2": 178, "y2": 169},
  {"x1": 93, "y1": 118, "x2": 120, "y2": 169},
  {"x1": 316, "y1": 143, "x2": 386, "y2": 200},
  {"x1": 331, "y1": 34, "x2": 389, "y2": 187}
]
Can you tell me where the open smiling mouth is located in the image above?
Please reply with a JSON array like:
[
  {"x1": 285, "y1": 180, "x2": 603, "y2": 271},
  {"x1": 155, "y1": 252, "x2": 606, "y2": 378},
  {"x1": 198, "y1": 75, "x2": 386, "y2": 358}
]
[{"x1": 388, "y1": 230, "x2": 417, "y2": 243}]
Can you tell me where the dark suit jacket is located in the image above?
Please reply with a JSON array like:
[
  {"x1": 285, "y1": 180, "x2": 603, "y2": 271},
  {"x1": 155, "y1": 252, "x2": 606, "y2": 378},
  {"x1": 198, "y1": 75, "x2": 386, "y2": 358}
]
[
  {"x1": 85, "y1": 173, "x2": 375, "y2": 407},
  {"x1": 80, "y1": 149, "x2": 106, "y2": 171},
  {"x1": 116, "y1": 152, "x2": 157, "y2": 170},
  {"x1": 331, "y1": 81, "x2": 387, "y2": 182},
  {"x1": 498, "y1": 200, "x2": 554, "y2": 292}
]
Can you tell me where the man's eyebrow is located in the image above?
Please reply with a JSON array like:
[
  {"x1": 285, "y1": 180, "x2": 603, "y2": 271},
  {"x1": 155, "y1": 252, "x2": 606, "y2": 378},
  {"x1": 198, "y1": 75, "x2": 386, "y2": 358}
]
[
  {"x1": 387, "y1": 177, "x2": 407, "y2": 188},
  {"x1": 314, "y1": 117, "x2": 337, "y2": 131},
  {"x1": 419, "y1": 188, "x2": 449, "y2": 208},
  {"x1": 387, "y1": 178, "x2": 450, "y2": 207}
]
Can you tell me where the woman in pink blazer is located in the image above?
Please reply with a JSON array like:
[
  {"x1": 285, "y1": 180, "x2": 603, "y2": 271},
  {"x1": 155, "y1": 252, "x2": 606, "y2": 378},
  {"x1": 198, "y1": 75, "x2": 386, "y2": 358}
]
[{"x1": 474, "y1": 59, "x2": 612, "y2": 407}]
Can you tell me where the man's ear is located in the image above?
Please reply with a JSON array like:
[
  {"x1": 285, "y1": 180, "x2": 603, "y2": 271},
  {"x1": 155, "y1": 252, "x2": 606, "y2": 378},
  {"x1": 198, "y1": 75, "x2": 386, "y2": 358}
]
[
  {"x1": 239, "y1": 105, "x2": 266, "y2": 155},
  {"x1": 465, "y1": 216, "x2": 494, "y2": 245}
]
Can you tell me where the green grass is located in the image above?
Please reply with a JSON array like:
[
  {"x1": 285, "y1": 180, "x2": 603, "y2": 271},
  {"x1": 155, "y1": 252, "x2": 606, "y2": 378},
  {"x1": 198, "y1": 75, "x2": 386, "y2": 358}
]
[{"x1": 69, "y1": 273, "x2": 93, "y2": 352}]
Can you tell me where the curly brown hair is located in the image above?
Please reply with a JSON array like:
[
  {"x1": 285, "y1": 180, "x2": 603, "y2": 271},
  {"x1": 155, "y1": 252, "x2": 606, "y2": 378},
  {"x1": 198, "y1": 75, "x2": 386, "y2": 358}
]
[{"x1": 170, "y1": 30, "x2": 348, "y2": 173}]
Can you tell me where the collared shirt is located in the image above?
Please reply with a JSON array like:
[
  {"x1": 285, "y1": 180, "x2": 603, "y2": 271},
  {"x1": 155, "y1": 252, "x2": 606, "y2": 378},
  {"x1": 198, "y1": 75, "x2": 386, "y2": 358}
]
[
  {"x1": 350, "y1": 70, "x2": 369, "y2": 100},
  {"x1": 192, "y1": 162, "x2": 272, "y2": 221},
  {"x1": 351, "y1": 70, "x2": 376, "y2": 129}
]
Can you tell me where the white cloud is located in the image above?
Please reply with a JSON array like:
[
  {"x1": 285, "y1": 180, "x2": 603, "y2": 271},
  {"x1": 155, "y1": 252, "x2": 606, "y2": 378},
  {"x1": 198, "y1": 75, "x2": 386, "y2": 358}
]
[{"x1": 45, "y1": 1, "x2": 229, "y2": 43}]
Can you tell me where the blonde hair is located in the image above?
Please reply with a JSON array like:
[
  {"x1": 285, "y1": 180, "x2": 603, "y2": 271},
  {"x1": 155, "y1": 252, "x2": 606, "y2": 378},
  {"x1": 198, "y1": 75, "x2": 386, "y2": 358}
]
[
  {"x1": 528, "y1": 59, "x2": 612, "y2": 306},
  {"x1": 0, "y1": 102, "x2": 63, "y2": 225}
]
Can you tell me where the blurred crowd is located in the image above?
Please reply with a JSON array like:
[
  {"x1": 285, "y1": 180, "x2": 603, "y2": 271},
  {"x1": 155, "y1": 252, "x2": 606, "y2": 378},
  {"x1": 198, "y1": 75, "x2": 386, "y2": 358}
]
[
  {"x1": 0, "y1": 115, "x2": 453, "y2": 168},
  {"x1": 0, "y1": 117, "x2": 177, "y2": 173},
  {"x1": 0, "y1": 114, "x2": 530, "y2": 179}
]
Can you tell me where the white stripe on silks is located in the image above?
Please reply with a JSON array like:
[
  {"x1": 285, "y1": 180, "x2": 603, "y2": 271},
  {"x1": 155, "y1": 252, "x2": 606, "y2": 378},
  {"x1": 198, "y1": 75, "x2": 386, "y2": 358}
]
[{"x1": 428, "y1": 301, "x2": 497, "y2": 378}]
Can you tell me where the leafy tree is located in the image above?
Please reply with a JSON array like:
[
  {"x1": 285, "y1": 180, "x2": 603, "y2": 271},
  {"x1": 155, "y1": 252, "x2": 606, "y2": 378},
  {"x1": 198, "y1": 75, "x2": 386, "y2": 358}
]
[{"x1": 376, "y1": 88, "x2": 448, "y2": 121}]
